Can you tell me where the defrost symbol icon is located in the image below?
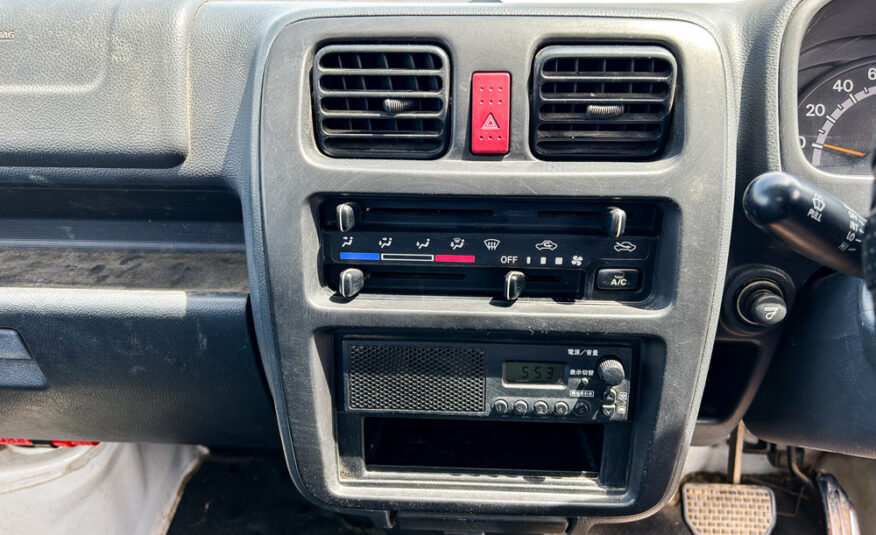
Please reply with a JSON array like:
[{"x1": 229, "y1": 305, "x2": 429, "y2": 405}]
[{"x1": 484, "y1": 239, "x2": 501, "y2": 250}]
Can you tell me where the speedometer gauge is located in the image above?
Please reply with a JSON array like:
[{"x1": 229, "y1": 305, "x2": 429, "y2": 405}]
[{"x1": 798, "y1": 60, "x2": 876, "y2": 175}]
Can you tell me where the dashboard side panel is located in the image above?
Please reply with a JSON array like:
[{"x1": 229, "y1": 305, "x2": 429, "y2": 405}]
[{"x1": 0, "y1": 289, "x2": 278, "y2": 446}]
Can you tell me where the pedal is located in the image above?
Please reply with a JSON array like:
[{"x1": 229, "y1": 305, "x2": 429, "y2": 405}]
[
  {"x1": 817, "y1": 473, "x2": 860, "y2": 535},
  {"x1": 682, "y1": 482, "x2": 777, "y2": 535}
]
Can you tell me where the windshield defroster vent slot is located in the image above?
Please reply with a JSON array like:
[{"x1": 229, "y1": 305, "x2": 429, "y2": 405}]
[
  {"x1": 531, "y1": 45, "x2": 677, "y2": 161},
  {"x1": 313, "y1": 44, "x2": 451, "y2": 159}
]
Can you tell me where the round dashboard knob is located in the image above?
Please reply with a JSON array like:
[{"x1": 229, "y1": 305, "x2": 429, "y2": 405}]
[
  {"x1": 597, "y1": 358, "x2": 625, "y2": 387},
  {"x1": 747, "y1": 291, "x2": 788, "y2": 326},
  {"x1": 737, "y1": 282, "x2": 788, "y2": 327}
]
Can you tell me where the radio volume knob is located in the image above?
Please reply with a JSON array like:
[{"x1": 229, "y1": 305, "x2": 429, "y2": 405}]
[{"x1": 597, "y1": 358, "x2": 625, "y2": 387}]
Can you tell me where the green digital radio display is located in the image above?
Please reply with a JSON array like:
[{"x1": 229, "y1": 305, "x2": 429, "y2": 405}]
[{"x1": 502, "y1": 361, "x2": 565, "y2": 385}]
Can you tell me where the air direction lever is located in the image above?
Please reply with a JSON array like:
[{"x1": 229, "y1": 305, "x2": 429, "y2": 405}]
[
  {"x1": 504, "y1": 271, "x2": 526, "y2": 301},
  {"x1": 743, "y1": 172, "x2": 866, "y2": 278},
  {"x1": 604, "y1": 207, "x2": 627, "y2": 238},
  {"x1": 339, "y1": 268, "x2": 365, "y2": 297},
  {"x1": 336, "y1": 202, "x2": 358, "y2": 232}
]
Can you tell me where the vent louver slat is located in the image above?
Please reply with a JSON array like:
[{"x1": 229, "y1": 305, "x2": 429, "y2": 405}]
[
  {"x1": 531, "y1": 46, "x2": 677, "y2": 160},
  {"x1": 313, "y1": 44, "x2": 451, "y2": 159}
]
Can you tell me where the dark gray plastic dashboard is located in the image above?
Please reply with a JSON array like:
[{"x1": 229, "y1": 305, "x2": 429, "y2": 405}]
[
  {"x1": 0, "y1": 0, "x2": 870, "y2": 529},
  {"x1": 259, "y1": 10, "x2": 733, "y2": 519}
]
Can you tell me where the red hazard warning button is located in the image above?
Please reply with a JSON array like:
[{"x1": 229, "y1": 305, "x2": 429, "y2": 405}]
[{"x1": 471, "y1": 72, "x2": 510, "y2": 155}]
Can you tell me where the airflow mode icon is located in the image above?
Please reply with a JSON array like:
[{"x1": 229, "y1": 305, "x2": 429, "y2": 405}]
[{"x1": 484, "y1": 239, "x2": 501, "y2": 251}]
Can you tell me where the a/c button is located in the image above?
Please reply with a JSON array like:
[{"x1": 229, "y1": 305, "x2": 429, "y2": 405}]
[{"x1": 596, "y1": 268, "x2": 641, "y2": 291}]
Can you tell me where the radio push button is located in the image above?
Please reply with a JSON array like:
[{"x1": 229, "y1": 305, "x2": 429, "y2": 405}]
[
  {"x1": 597, "y1": 384, "x2": 626, "y2": 418},
  {"x1": 492, "y1": 399, "x2": 509, "y2": 414},
  {"x1": 573, "y1": 378, "x2": 590, "y2": 389},
  {"x1": 596, "y1": 268, "x2": 640, "y2": 291},
  {"x1": 533, "y1": 400, "x2": 550, "y2": 416},
  {"x1": 573, "y1": 401, "x2": 589, "y2": 416},
  {"x1": 513, "y1": 400, "x2": 529, "y2": 415},
  {"x1": 554, "y1": 401, "x2": 569, "y2": 416}
]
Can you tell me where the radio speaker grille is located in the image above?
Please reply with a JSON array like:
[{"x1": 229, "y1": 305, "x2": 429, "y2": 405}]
[{"x1": 346, "y1": 343, "x2": 486, "y2": 413}]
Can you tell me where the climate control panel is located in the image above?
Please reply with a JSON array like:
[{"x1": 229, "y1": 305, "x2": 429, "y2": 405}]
[
  {"x1": 319, "y1": 196, "x2": 663, "y2": 301},
  {"x1": 327, "y1": 231, "x2": 653, "y2": 270}
]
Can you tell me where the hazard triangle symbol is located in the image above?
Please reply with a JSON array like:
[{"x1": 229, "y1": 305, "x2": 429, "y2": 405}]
[{"x1": 481, "y1": 113, "x2": 500, "y2": 130}]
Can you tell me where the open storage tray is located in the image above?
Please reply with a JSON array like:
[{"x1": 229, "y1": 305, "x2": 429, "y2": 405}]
[{"x1": 363, "y1": 417, "x2": 604, "y2": 474}]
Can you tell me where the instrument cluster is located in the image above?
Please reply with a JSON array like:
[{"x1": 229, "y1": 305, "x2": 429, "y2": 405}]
[{"x1": 796, "y1": 0, "x2": 876, "y2": 175}]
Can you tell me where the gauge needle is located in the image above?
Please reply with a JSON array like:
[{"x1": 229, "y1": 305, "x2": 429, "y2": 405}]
[{"x1": 823, "y1": 143, "x2": 866, "y2": 157}]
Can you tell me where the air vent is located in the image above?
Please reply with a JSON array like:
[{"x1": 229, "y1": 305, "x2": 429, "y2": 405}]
[
  {"x1": 531, "y1": 45, "x2": 677, "y2": 160},
  {"x1": 313, "y1": 44, "x2": 451, "y2": 159}
]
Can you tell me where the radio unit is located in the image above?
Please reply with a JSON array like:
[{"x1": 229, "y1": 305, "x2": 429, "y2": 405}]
[
  {"x1": 339, "y1": 339, "x2": 634, "y2": 422},
  {"x1": 318, "y1": 196, "x2": 663, "y2": 301}
]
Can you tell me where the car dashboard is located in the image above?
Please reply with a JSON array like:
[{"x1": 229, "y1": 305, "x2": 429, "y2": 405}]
[{"x1": 0, "y1": 0, "x2": 874, "y2": 531}]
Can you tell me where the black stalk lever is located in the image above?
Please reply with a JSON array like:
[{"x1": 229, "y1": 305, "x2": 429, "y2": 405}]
[{"x1": 743, "y1": 172, "x2": 866, "y2": 278}]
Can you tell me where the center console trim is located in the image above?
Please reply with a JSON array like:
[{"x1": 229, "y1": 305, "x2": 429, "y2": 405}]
[{"x1": 256, "y1": 9, "x2": 735, "y2": 520}]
